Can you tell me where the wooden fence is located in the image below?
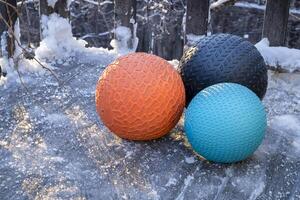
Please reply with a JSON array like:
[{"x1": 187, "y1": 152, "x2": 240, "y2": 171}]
[{"x1": 0, "y1": 0, "x2": 293, "y2": 62}]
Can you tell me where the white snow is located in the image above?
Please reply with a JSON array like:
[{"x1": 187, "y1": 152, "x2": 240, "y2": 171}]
[
  {"x1": 243, "y1": 34, "x2": 249, "y2": 39},
  {"x1": 36, "y1": 13, "x2": 116, "y2": 63},
  {"x1": 210, "y1": 0, "x2": 233, "y2": 10},
  {"x1": 256, "y1": 38, "x2": 300, "y2": 72},
  {"x1": 0, "y1": 19, "x2": 41, "y2": 86},
  {"x1": 270, "y1": 115, "x2": 300, "y2": 151},
  {"x1": 267, "y1": 71, "x2": 300, "y2": 99},
  {"x1": 235, "y1": 2, "x2": 300, "y2": 15},
  {"x1": 0, "y1": 32, "x2": 10, "y2": 86},
  {"x1": 168, "y1": 59, "x2": 179, "y2": 70},
  {"x1": 234, "y1": 2, "x2": 265, "y2": 10},
  {"x1": 36, "y1": 14, "x2": 88, "y2": 60},
  {"x1": 270, "y1": 115, "x2": 300, "y2": 133},
  {"x1": 182, "y1": 11, "x2": 186, "y2": 40},
  {"x1": 36, "y1": 14, "x2": 133, "y2": 60},
  {"x1": 67, "y1": 0, "x2": 72, "y2": 7},
  {"x1": 184, "y1": 156, "x2": 196, "y2": 164},
  {"x1": 13, "y1": 19, "x2": 22, "y2": 60},
  {"x1": 47, "y1": 0, "x2": 58, "y2": 8},
  {"x1": 1, "y1": 13, "x2": 118, "y2": 86},
  {"x1": 110, "y1": 25, "x2": 138, "y2": 56}
]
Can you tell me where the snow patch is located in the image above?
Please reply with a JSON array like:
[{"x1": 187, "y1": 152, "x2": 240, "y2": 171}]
[
  {"x1": 234, "y1": 2, "x2": 265, "y2": 10},
  {"x1": 36, "y1": 14, "x2": 87, "y2": 60},
  {"x1": 267, "y1": 71, "x2": 300, "y2": 98},
  {"x1": 0, "y1": 19, "x2": 44, "y2": 86},
  {"x1": 210, "y1": 0, "x2": 233, "y2": 10},
  {"x1": 0, "y1": 32, "x2": 10, "y2": 86},
  {"x1": 36, "y1": 13, "x2": 115, "y2": 63},
  {"x1": 110, "y1": 25, "x2": 138, "y2": 56},
  {"x1": 184, "y1": 156, "x2": 196, "y2": 164},
  {"x1": 270, "y1": 115, "x2": 300, "y2": 151},
  {"x1": 235, "y1": 2, "x2": 300, "y2": 15},
  {"x1": 13, "y1": 19, "x2": 22, "y2": 59},
  {"x1": 67, "y1": 0, "x2": 72, "y2": 7},
  {"x1": 1, "y1": 13, "x2": 116, "y2": 86},
  {"x1": 256, "y1": 38, "x2": 300, "y2": 72},
  {"x1": 243, "y1": 34, "x2": 249, "y2": 39},
  {"x1": 182, "y1": 11, "x2": 186, "y2": 39},
  {"x1": 168, "y1": 59, "x2": 179, "y2": 70}
]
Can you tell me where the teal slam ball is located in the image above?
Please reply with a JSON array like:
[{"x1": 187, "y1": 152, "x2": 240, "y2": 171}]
[{"x1": 184, "y1": 83, "x2": 267, "y2": 163}]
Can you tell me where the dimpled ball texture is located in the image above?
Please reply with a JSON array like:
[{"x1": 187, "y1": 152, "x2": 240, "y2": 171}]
[
  {"x1": 179, "y1": 33, "x2": 268, "y2": 106},
  {"x1": 184, "y1": 83, "x2": 267, "y2": 163},
  {"x1": 95, "y1": 53, "x2": 185, "y2": 141}
]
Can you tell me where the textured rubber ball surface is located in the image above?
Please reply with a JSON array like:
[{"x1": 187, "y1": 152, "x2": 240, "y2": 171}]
[
  {"x1": 179, "y1": 33, "x2": 268, "y2": 106},
  {"x1": 95, "y1": 53, "x2": 186, "y2": 141},
  {"x1": 184, "y1": 83, "x2": 267, "y2": 163}
]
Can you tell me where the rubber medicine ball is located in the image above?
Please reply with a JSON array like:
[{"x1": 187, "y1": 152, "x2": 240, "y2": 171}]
[{"x1": 179, "y1": 34, "x2": 268, "y2": 106}]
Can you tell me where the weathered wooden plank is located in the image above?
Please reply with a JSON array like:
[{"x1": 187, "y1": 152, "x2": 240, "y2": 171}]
[
  {"x1": 262, "y1": 0, "x2": 291, "y2": 46},
  {"x1": 152, "y1": 23, "x2": 184, "y2": 60},
  {"x1": 186, "y1": 0, "x2": 209, "y2": 36},
  {"x1": 137, "y1": 0, "x2": 184, "y2": 60}
]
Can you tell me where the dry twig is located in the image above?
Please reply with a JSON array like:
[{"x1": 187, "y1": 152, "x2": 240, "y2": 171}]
[{"x1": 0, "y1": 9, "x2": 61, "y2": 84}]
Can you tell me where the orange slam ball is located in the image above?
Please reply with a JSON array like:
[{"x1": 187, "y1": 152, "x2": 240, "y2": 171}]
[{"x1": 95, "y1": 53, "x2": 186, "y2": 140}]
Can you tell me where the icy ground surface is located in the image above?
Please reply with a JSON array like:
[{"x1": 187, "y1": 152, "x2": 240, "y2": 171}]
[{"x1": 1, "y1": 56, "x2": 300, "y2": 200}]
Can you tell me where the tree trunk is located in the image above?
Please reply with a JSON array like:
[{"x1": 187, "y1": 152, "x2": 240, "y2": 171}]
[
  {"x1": 186, "y1": 0, "x2": 209, "y2": 36},
  {"x1": 114, "y1": 0, "x2": 137, "y2": 49},
  {"x1": 0, "y1": 0, "x2": 17, "y2": 58},
  {"x1": 137, "y1": 0, "x2": 151, "y2": 53},
  {"x1": 262, "y1": 0, "x2": 291, "y2": 46}
]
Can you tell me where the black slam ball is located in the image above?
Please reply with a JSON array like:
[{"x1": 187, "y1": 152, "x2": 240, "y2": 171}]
[{"x1": 178, "y1": 33, "x2": 268, "y2": 106}]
